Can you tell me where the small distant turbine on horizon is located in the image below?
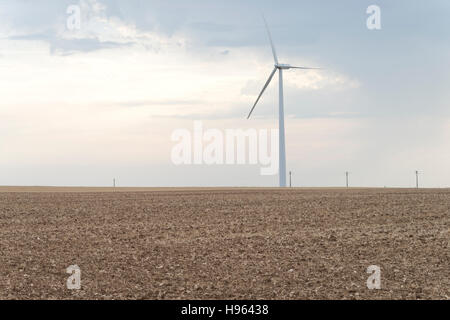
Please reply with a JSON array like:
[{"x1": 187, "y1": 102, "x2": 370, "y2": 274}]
[
  {"x1": 247, "y1": 16, "x2": 321, "y2": 187},
  {"x1": 415, "y1": 170, "x2": 420, "y2": 189},
  {"x1": 345, "y1": 171, "x2": 349, "y2": 188}
]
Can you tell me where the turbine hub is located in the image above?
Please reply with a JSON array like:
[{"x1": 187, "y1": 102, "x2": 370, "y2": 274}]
[{"x1": 276, "y1": 64, "x2": 291, "y2": 70}]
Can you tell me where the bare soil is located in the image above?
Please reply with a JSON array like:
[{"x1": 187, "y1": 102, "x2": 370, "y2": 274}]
[{"x1": 0, "y1": 187, "x2": 449, "y2": 299}]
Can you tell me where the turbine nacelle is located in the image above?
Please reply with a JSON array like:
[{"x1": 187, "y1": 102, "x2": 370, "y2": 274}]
[{"x1": 275, "y1": 63, "x2": 292, "y2": 69}]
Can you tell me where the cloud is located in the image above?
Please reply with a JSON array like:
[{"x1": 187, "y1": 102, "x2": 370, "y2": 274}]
[
  {"x1": 113, "y1": 100, "x2": 205, "y2": 108},
  {"x1": 9, "y1": 32, "x2": 134, "y2": 54},
  {"x1": 287, "y1": 70, "x2": 360, "y2": 91},
  {"x1": 5, "y1": 0, "x2": 187, "y2": 55},
  {"x1": 241, "y1": 69, "x2": 360, "y2": 96}
]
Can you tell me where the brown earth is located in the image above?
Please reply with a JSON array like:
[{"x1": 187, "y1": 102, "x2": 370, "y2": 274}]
[{"x1": 0, "y1": 187, "x2": 449, "y2": 300}]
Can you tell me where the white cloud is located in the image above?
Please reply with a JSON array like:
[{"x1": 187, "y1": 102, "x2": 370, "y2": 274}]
[
  {"x1": 287, "y1": 69, "x2": 361, "y2": 91},
  {"x1": 58, "y1": 0, "x2": 187, "y2": 52}
]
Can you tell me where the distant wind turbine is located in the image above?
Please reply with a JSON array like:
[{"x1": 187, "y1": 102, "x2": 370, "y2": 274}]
[
  {"x1": 247, "y1": 16, "x2": 320, "y2": 187},
  {"x1": 415, "y1": 170, "x2": 420, "y2": 189},
  {"x1": 345, "y1": 171, "x2": 350, "y2": 188}
]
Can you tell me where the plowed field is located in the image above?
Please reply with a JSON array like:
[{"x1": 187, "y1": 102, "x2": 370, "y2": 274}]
[{"x1": 0, "y1": 187, "x2": 449, "y2": 299}]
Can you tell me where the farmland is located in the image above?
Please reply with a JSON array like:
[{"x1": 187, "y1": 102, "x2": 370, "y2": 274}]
[{"x1": 0, "y1": 187, "x2": 449, "y2": 299}]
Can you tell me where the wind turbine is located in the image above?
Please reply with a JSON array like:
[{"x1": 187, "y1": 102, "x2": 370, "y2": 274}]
[{"x1": 247, "y1": 16, "x2": 320, "y2": 187}]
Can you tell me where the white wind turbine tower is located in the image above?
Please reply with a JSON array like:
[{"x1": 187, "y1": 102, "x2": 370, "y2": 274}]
[{"x1": 247, "y1": 17, "x2": 320, "y2": 187}]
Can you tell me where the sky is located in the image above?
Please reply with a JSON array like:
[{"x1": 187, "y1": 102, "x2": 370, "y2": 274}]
[{"x1": 0, "y1": 0, "x2": 449, "y2": 187}]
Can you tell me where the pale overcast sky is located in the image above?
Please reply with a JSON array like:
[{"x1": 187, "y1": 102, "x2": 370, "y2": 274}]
[{"x1": 1, "y1": 0, "x2": 449, "y2": 187}]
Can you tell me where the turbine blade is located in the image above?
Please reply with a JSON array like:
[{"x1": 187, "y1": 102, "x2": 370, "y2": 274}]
[
  {"x1": 263, "y1": 15, "x2": 278, "y2": 65},
  {"x1": 247, "y1": 67, "x2": 277, "y2": 119},
  {"x1": 289, "y1": 66, "x2": 321, "y2": 70}
]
